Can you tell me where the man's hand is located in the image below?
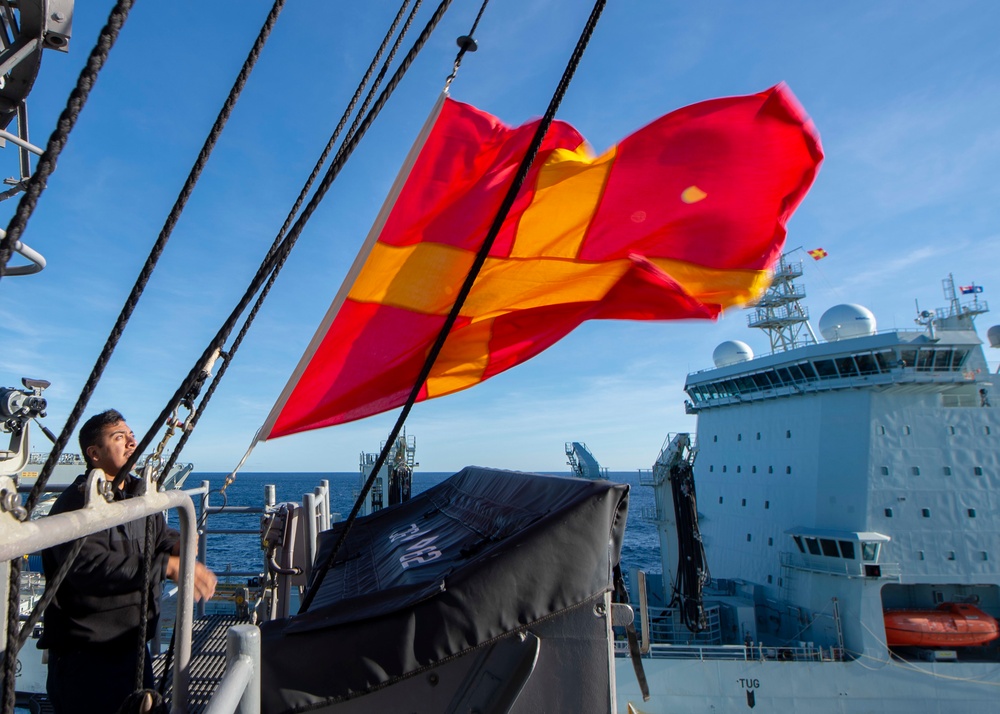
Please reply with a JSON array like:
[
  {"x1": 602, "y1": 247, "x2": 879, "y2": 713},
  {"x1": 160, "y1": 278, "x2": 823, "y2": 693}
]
[{"x1": 165, "y1": 556, "x2": 218, "y2": 602}]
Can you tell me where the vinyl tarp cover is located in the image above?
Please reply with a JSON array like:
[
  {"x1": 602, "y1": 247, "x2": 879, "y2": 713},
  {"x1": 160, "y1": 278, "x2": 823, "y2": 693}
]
[{"x1": 260, "y1": 466, "x2": 629, "y2": 710}]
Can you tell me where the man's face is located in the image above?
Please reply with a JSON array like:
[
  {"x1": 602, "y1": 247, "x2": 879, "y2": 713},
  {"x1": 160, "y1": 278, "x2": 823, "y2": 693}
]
[{"x1": 86, "y1": 420, "x2": 137, "y2": 478}]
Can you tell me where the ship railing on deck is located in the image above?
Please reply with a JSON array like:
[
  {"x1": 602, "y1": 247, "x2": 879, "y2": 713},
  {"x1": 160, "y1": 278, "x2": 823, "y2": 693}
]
[
  {"x1": 614, "y1": 641, "x2": 832, "y2": 661},
  {"x1": 780, "y1": 551, "x2": 902, "y2": 580}
]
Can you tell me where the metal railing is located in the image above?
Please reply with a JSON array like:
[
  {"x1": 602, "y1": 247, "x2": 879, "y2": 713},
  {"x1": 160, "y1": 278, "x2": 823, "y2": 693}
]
[{"x1": 0, "y1": 470, "x2": 200, "y2": 713}]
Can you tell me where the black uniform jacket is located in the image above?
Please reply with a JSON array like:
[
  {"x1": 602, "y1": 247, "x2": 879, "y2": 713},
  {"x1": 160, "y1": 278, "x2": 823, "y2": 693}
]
[{"x1": 39, "y1": 472, "x2": 180, "y2": 652}]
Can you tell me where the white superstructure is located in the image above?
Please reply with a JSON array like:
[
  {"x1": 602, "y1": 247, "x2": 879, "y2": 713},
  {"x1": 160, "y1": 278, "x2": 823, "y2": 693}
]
[{"x1": 616, "y1": 261, "x2": 1000, "y2": 713}]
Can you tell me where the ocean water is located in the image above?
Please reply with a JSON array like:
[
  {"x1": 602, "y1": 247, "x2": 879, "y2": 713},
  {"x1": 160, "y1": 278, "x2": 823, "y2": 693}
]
[{"x1": 181, "y1": 470, "x2": 661, "y2": 582}]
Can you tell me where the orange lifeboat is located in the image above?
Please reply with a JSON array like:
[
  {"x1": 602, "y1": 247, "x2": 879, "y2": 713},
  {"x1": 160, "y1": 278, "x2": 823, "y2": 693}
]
[{"x1": 884, "y1": 603, "x2": 1000, "y2": 647}]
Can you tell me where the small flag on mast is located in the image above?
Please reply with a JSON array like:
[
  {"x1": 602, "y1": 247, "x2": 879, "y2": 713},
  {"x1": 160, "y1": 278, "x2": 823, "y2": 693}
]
[
  {"x1": 808, "y1": 248, "x2": 828, "y2": 260},
  {"x1": 960, "y1": 284, "x2": 983, "y2": 294}
]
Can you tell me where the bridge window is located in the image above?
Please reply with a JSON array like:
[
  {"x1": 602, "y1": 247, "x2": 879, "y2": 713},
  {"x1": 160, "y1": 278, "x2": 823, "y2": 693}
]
[
  {"x1": 911, "y1": 467, "x2": 920, "y2": 476},
  {"x1": 974, "y1": 467, "x2": 984, "y2": 476},
  {"x1": 838, "y1": 541, "x2": 856, "y2": 559},
  {"x1": 805, "y1": 538, "x2": 821, "y2": 555},
  {"x1": 875, "y1": 351, "x2": 895, "y2": 371},
  {"x1": 916, "y1": 349, "x2": 935, "y2": 372},
  {"x1": 814, "y1": 359, "x2": 838, "y2": 379},
  {"x1": 943, "y1": 466, "x2": 952, "y2": 475},
  {"x1": 820, "y1": 539, "x2": 839, "y2": 557},
  {"x1": 862, "y1": 543, "x2": 879, "y2": 561},
  {"x1": 921, "y1": 508, "x2": 931, "y2": 518},
  {"x1": 855, "y1": 353, "x2": 879, "y2": 375},
  {"x1": 968, "y1": 508, "x2": 977, "y2": 518},
  {"x1": 835, "y1": 356, "x2": 859, "y2": 377},
  {"x1": 793, "y1": 536, "x2": 805, "y2": 553},
  {"x1": 880, "y1": 466, "x2": 889, "y2": 475},
  {"x1": 884, "y1": 508, "x2": 893, "y2": 517},
  {"x1": 798, "y1": 362, "x2": 818, "y2": 379}
]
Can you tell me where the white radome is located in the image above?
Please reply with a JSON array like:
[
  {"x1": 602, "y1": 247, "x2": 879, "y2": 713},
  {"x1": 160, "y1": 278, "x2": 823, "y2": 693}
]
[
  {"x1": 713, "y1": 340, "x2": 754, "y2": 368},
  {"x1": 819, "y1": 304, "x2": 877, "y2": 341}
]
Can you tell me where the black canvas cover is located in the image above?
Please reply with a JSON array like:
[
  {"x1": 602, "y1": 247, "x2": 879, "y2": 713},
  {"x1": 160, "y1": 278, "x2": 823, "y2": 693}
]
[{"x1": 260, "y1": 467, "x2": 629, "y2": 712}]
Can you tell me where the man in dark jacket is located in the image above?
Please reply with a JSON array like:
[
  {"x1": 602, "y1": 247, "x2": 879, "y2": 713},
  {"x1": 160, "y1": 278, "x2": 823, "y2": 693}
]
[{"x1": 40, "y1": 410, "x2": 216, "y2": 713}]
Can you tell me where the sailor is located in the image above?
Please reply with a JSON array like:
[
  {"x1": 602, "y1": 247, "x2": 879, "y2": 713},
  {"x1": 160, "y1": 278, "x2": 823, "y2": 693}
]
[{"x1": 39, "y1": 410, "x2": 217, "y2": 713}]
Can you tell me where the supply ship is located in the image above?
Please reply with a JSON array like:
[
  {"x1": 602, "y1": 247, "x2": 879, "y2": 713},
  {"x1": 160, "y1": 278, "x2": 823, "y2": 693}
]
[{"x1": 615, "y1": 257, "x2": 1000, "y2": 712}]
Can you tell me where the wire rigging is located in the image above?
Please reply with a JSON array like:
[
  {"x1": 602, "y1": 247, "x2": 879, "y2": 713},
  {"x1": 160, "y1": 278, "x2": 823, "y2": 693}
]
[{"x1": 299, "y1": 0, "x2": 609, "y2": 613}]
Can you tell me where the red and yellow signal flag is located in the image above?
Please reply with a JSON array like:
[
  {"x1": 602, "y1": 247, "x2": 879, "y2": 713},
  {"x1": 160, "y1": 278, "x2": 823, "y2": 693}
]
[
  {"x1": 261, "y1": 85, "x2": 823, "y2": 438},
  {"x1": 808, "y1": 247, "x2": 828, "y2": 260}
]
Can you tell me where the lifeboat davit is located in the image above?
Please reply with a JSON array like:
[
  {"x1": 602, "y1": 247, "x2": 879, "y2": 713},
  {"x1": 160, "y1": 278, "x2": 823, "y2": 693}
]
[{"x1": 884, "y1": 603, "x2": 1000, "y2": 647}]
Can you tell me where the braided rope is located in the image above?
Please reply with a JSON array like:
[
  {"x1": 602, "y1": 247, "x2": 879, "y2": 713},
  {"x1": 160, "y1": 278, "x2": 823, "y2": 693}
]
[
  {"x1": 3, "y1": 4, "x2": 288, "y2": 711},
  {"x1": 160, "y1": 0, "x2": 423, "y2": 482},
  {"x1": 127, "y1": 0, "x2": 454, "y2": 493},
  {"x1": 0, "y1": 0, "x2": 135, "y2": 280},
  {"x1": 299, "y1": 0, "x2": 609, "y2": 612}
]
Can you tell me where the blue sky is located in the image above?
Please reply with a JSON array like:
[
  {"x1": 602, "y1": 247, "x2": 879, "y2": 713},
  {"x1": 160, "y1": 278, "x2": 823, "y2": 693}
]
[{"x1": 2, "y1": 1, "x2": 999, "y2": 473}]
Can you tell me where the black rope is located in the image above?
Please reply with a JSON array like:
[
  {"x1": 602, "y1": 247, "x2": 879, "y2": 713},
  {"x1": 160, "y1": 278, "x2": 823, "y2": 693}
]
[
  {"x1": 159, "y1": 0, "x2": 423, "y2": 481},
  {"x1": 107, "y1": 0, "x2": 286, "y2": 496},
  {"x1": 134, "y1": 513, "x2": 155, "y2": 691},
  {"x1": 299, "y1": 0, "x2": 609, "y2": 613},
  {"x1": 2, "y1": 1, "x2": 140, "y2": 707},
  {"x1": 124, "y1": 0, "x2": 454, "y2": 495},
  {"x1": 0, "y1": 0, "x2": 135, "y2": 280},
  {"x1": 445, "y1": 0, "x2": 489, "y2": 86},
  {"x1": 3, "y1": 4, "x2": 287, "y2": 710}
]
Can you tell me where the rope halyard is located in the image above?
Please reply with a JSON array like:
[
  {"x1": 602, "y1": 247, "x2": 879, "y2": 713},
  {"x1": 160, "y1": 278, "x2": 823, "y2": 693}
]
[{"x1": 160, "y1": 0, "x2": 425, "y2": 486}]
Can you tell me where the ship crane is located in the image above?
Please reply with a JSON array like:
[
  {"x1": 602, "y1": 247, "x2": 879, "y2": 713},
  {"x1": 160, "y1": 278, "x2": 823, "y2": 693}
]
[
  {"x1": 651, "y1": 433, "x2": 709, "y2": 633},
  {"x1": 565, "y1": 441, "x2": 607, "y2": 480}
]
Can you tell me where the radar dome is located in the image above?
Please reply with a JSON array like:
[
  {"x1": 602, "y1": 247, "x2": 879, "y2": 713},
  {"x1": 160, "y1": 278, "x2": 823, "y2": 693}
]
[
  {"x1": 988, "y1": 325, "x2": 1000, "y2": 348},
  {"x1": 713, "y1": 340, "x2": 754, "y2": 368},
  {"x1": 819, "y1": 304, "x2": 876, "y2": 341}
]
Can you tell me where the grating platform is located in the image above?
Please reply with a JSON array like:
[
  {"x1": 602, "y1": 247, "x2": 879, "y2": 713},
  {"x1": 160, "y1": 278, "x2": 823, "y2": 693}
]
[{"x1": 153, "y1": 614, "x2": 245, "y2": 713}]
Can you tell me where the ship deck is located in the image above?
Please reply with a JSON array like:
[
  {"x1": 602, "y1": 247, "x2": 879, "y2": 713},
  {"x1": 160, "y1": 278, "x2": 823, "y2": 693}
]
[{"x1": 153, "y1": 614, "x2": 244, "y2": 713}]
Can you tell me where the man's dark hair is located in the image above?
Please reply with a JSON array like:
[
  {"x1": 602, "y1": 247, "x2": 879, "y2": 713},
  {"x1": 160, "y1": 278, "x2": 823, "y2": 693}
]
[{"x1": 79, "y1": 409, "x2": 126, "y2": 466}]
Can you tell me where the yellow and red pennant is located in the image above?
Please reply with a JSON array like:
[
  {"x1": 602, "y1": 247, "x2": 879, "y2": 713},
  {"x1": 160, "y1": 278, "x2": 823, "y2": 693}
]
[{"x1": 263, "y1": 85, "x2": 823, "y2": 437}]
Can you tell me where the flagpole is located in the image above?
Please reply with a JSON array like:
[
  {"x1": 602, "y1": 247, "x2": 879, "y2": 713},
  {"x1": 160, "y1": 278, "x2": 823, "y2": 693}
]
[{"x1": 256, "y1": 92, "x2": 449, "y2": 443}]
